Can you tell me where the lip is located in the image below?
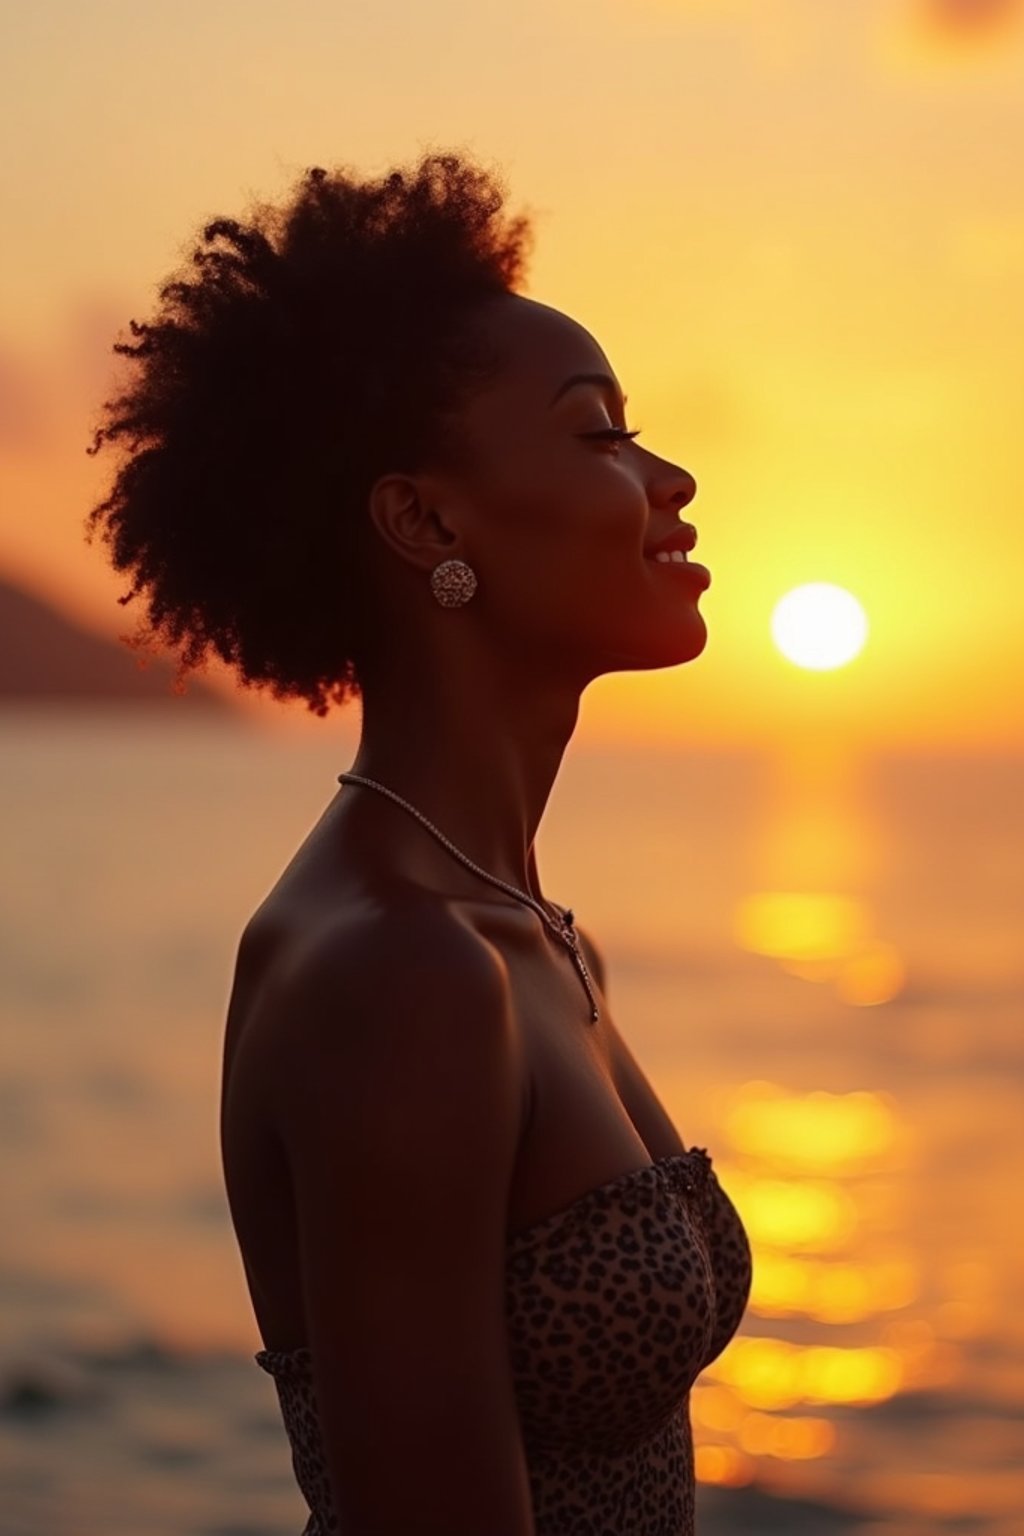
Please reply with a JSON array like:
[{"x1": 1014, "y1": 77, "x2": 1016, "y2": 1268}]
[
  {"x1": 646, "y1": 555, "x2": 712, "y2": 591},
  {"x1": 645, "y1": 522, "x2": 699, "y2": 559}
]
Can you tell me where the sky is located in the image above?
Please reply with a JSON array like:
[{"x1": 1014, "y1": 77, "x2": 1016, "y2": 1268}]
[{"x1": 1, "y1": 0, "x2": 1023, "y2": 749}]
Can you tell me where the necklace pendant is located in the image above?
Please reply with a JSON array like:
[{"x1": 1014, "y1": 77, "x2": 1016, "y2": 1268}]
[{"x1": 562, "y1": 930, "x2": 599, "y2": 1024}]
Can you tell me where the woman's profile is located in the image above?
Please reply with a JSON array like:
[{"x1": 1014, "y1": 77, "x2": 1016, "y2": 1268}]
[{"x1": 84, "y1": 147, "x2": 752, "y2": 1535}]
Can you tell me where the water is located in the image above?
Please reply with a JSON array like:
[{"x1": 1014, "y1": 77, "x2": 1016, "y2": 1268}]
[{"x1": 1, "y1": 706, "x2": 1021, "y2": 1535}]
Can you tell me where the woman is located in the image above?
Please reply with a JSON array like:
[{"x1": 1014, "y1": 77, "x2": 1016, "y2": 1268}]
[{"x1": 84, "y1": 149, "x2": 752, "y2": 1535}]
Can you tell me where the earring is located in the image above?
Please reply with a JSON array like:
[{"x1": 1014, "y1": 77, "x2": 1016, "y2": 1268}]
[{"x1": 430, "y1": 558, "x2": 477, "y2": 607}]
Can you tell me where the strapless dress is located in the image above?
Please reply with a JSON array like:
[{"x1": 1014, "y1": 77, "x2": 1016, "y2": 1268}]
[{"x1": 255, "y1": 1145, "x2": 753, "y2": 1535}]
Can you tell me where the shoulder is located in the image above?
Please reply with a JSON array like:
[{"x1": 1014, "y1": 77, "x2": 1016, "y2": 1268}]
[
  {"x1": 264, "y1": 897, "x2": 525, "y2": 1126},
  {"x1": 276, "y1": 896, "x2": 512, "y2": 1026}
]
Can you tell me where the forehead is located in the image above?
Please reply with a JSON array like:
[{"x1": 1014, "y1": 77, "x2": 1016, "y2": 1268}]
[{"x1": 468, "y1": 295, "x2": 618, "y2": 413}]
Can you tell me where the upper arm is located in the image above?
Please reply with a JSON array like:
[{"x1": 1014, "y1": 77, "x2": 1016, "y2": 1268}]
[{"x1": 270, "y1": 912, "x2": 535, "y2": 1536}]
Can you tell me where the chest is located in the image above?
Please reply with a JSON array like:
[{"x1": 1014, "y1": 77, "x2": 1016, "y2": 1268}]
[
  {"x1": 498, "y1": 928, "x2": 688, "y2": 1236},
  {"x1": 223, "y1": 897, "x2": 688, "y2": 1317}
]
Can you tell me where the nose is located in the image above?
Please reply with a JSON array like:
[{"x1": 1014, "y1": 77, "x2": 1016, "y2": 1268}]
[{"x1": 674, "y1": 470, "x2": 697, "y2": 510}]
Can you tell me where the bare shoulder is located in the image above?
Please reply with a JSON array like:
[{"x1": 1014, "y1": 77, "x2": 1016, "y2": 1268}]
[
  {"x1": 262, "y1": 897, "x2": 532, "y2": 1210},
  {"x1": 266, "y1": 899, "x2": 522, "y2": 1095}
]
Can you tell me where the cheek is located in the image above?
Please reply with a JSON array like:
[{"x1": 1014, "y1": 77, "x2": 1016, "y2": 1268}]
[
  {"x1": 530, "y1": 453, "x2": 648, "y2": 547},
  {"x1": 468, "y1": 441, "x2": 647, "y2": 591}
]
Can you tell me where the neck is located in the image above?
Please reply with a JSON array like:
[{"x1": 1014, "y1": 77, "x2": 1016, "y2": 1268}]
[{"x1": 340, "y1": 642, "x2": 583, "y2": 908}]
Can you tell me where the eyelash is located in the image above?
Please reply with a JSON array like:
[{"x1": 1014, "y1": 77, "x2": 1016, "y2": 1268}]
[{"x1": 581, "y1": 427, "x2": 643, "y2": 449}]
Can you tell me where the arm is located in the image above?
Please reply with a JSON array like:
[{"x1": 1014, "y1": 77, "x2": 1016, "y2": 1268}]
[{"x1": 270, "y1": 910, "x2": 535, "y2": 1536}]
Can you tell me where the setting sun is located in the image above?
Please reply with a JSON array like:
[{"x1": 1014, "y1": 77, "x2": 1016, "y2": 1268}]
[{"x1": 770, "y1": 584, "x2": 869, "y2": 672}]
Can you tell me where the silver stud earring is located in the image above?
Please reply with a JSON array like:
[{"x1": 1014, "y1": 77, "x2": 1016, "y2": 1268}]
[{"x1": 430, "y1": 558, "x2": 477, "y2": 607}]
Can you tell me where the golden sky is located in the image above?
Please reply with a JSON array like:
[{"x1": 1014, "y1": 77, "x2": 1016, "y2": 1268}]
[{"x1": 1, "y1": 0, "x2": 1022, "y2": 748}]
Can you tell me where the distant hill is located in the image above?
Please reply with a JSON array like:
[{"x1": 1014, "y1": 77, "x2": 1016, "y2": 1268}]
[{"x1": 0, "y1": 574, "x2": 236, "y2": 709}]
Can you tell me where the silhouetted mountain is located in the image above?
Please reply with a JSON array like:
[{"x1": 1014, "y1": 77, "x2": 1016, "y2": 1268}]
[{"x1": 0, "y1": 574, "x2": 235, "y2": 709}]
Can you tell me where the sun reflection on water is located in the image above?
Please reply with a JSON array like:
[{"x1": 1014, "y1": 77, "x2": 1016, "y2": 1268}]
[{"x1": 693, "y1": 1078, "x2": 974, "y2": 1487}]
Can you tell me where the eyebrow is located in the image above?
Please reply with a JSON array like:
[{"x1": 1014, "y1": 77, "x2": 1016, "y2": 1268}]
[{"x1": 548, "y1": 372, "x2": 628, "y2": 410}]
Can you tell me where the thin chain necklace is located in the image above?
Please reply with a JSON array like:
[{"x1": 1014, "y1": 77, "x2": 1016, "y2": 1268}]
[{"x1": 337, "y1": 771, "x2": 599, "y2": 1023}]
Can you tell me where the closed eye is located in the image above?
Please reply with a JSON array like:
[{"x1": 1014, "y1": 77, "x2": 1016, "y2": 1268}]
[{"x1": 578, "y1": 427, "x2": 643, "y2": 449}]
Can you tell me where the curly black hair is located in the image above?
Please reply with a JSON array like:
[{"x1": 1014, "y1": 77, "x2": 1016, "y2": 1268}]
[{"x1": 83, "y1": 147, "x2": 536, "y2": 716}]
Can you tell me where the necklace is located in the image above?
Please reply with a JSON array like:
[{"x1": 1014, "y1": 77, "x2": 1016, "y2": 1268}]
[{"x1": 336, "y1": 771, "x2": 599, "y2": 1023}]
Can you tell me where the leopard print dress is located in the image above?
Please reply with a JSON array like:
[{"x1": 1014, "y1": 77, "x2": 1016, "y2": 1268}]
[{"x1": 255, "y1": 1145, "x2": 752, "y2": 1535}]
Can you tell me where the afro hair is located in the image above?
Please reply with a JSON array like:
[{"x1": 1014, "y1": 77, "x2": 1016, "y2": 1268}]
[{"x1": 83, "y1": 147, "x2": 536, "y2": 716}]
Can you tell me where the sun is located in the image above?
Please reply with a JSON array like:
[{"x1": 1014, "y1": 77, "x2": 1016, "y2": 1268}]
[{"x1": 771, "y1": 584, "x2": 869, "y2": 671}]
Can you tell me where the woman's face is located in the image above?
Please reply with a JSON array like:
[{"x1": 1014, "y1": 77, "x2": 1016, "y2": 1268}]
[{"x1": 395, "y1": 292, "x2": 706, "y2": 684}]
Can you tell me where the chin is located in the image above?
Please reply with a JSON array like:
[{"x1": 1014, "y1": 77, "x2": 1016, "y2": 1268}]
[
  {"x1": 649, "y1": 607, "x2": 709, "y2": 666},
  {"x1": 598, "y1": 617, "x2": 709, "y2": 675}
]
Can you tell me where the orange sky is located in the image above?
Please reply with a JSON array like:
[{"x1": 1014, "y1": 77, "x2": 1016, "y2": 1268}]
[{"x1": 2, "y1": 0, "x2": 1023, "y2": 748}]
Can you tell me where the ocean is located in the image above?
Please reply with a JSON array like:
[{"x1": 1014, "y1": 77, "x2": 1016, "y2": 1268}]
[{"x1": 1, "y1": 706, "x2": 1021, "y2": 1535}]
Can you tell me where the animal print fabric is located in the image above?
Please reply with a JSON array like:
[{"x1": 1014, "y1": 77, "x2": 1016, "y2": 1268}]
[{"x1": 255, "y1": 1145, "x2": 752, "y2": 1534}]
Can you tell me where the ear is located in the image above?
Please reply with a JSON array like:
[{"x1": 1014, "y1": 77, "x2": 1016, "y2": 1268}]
[{"x1": 366, "y1": 472, "x2": 462, "y2": 574}]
